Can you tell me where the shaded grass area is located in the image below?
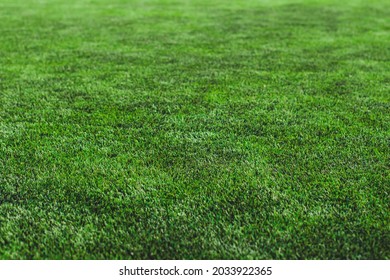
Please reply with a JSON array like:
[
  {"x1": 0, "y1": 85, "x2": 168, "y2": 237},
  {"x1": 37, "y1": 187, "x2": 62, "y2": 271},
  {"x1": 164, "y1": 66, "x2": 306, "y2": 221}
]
[{"x1": 0, "y1": 0, "x2": 389, "y2": 259}]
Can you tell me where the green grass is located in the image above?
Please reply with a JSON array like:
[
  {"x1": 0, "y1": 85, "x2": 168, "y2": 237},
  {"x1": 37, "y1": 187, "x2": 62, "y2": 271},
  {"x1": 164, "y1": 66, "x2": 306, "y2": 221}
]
[{"x1": 0, "y1": 0, "x2": 389, "y2": 259}]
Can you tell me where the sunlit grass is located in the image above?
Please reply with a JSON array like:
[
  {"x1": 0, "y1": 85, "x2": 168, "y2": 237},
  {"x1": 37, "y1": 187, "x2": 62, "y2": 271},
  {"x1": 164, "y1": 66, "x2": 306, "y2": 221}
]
[{"x1": 0, "y1": 0, "x2": 389, "y2": 259}]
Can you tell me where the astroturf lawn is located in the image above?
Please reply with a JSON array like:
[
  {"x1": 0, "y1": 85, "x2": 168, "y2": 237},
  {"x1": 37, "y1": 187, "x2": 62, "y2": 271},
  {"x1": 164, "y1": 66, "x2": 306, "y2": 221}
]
[{"x1": 0, "y1": 0, "x2": 389, "y2": 259}]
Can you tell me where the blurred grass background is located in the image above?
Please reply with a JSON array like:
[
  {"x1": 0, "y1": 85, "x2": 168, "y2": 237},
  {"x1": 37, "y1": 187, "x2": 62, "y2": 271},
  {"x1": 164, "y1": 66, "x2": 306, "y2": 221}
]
[{"x1": 0, "y1": 0, "x2": 389, "y2": 259}]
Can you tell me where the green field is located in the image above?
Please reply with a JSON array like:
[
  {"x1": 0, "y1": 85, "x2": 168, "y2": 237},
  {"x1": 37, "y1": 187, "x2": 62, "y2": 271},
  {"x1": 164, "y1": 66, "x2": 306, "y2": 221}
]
[{"x1": 0, "y1": 0, "x2": 389, "y2": 259}]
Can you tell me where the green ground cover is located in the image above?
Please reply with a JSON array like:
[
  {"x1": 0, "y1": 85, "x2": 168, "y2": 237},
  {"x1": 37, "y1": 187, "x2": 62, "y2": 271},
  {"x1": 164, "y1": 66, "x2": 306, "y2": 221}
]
[{"x1": 0, "y1": 0, "x2": 389, "y2": 259}]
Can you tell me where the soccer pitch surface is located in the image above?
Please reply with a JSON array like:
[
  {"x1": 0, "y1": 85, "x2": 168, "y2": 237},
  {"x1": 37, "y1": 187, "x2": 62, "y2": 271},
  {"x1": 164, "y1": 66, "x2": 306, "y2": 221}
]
[{"x1": 0, "y1": 0, "x2": 389, "y2": 259}]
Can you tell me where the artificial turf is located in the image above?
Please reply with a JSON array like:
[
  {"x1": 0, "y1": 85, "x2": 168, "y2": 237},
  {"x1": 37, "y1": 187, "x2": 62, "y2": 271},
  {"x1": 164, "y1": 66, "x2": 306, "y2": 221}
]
[{"x1": 0, "y1": 0, "x2": 389, "y2": 259}]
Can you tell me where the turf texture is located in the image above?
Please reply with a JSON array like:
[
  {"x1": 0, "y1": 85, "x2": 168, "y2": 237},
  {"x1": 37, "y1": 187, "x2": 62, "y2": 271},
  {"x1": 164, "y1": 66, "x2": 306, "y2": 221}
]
[{"x1": 0, "y1": 0, "x2": 389, "y2": 259}]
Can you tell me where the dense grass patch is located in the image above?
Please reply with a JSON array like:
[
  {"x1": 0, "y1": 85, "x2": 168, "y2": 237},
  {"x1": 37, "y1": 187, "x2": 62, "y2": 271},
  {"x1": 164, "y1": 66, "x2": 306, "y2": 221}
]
[{"x1": 0, "y1": 0, "x2": 389, "y2": 259}]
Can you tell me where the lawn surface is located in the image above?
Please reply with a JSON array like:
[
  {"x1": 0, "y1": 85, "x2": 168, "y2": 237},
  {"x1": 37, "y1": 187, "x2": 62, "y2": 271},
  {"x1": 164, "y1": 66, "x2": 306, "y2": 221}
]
[{"x1": 0, "y1": 0, "x2": 389, "y2": 259}]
